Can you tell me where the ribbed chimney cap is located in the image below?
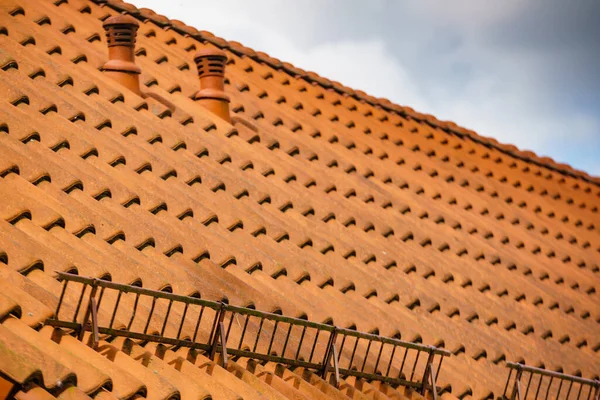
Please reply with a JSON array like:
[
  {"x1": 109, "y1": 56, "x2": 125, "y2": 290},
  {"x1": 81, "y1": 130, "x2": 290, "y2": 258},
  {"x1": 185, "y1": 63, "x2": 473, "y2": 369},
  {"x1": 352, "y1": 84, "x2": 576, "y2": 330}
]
[
  {"x1": 194, "y1": 47, "x2": 227, "y2": 61},
  {"x1": 103, "y1": 14, "x2": 139, "y2": 28}
]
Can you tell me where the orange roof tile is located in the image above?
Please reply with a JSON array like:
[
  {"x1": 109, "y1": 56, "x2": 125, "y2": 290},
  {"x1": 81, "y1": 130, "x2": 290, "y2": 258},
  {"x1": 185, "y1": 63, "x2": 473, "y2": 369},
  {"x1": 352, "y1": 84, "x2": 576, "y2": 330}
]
[{"x1": 0, "y1": 0, "x2": 599, "y2": 399}]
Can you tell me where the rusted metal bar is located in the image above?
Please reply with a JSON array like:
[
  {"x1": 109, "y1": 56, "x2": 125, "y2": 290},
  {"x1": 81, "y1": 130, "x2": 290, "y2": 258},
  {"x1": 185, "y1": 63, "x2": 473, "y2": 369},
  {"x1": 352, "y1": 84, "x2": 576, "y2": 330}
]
[
  {"x1": 192, "y1": 305, "x2": 205, "y2": 342},
  {"x1": 409, "y1": 350, "x2": 421, "y2": 382},
  {"x1": 319, "y1": 328, "x2": 337, "y2": 379},
  {"x1": 127, "y1": 293, "x2": 140, "y2": 330},
  {"x1": 252, "y1": 317, "x2": 265, "y2": 353},
  {"x1": 238, "y1": 314, "x2": 250, "y2": 350},
  {"x1": 429, "y1": 360, "x2": 439, "y2": 400},
  {"x1": 524, "y1": 371, "x2": 534, "y2": 399},
  {"x1": 544, "y1": 376, "x2": 554, "y2": 400},
  {"x1": 361, "y1": 339, "x2": 373, "y2": 372},
  {"x1": 89, "y1": 295, "x2": 99, "y2": 349},
  {"x1": 374, "y1": 341, "x2": 384, "y2": 373},
  {"x1": 348, "y1": 336, "x2": 359, "y2": 369},
  {"x1": 209, "y1": 303, "x2": 226, "y2": 361},
  {"x1": 385, "y1": 345, "x2": 396, "y2": 376},
  {"x1": 511, "y1": 366, "x2": 523, "y2": 400},
  {"x1": 504, "y1": 368, "x2": 514, "y2": 398},
  {"x1": 267, "y1": 320, "x2": 279, "y2": 355},
  {"x1": 295, "y1": 326, "x2": 307, "y2": 360},
  {"x1": 108, "y1": 290, "x2": 122, "y2": 329},
  {"x1": 219, "y1": 321, "x2": 228, "y2": 369},
  {"x1": 309, "y1": 329, "x2": 320, "y2": 363},
  {"x1": 225, "y1": 311, "x2": 234, "y2": 343},
  {"x1": 78, "y1": 281, "x2": 98, "y2": 341},
  {"x1": 176, "y1": 302, "x2": 188, "y2": 340},
  {"x1": 161, "y1": 299, "x2": 173, "y2": 336},
  {"x1": 143, "y1": 296, "x2": 157, "y2": 334},
  {"x1": 54, "y1": 280, "x2": 68, "y2": 319},
  {"x1": 281, "y1": 322, "x2": 292, "y2": 357},
  {"x1": 399, "y1": 347, "x2": 409, "y2": 378},
  {"x1": 331, "y1": 343, "x2": 340, "y2": 388},
  {"x1": 420, "y1": 349, "x2": 436, "y2": 395},
  {"x1": 73, "y1": 283, "x2": 88, "y2": 323}
]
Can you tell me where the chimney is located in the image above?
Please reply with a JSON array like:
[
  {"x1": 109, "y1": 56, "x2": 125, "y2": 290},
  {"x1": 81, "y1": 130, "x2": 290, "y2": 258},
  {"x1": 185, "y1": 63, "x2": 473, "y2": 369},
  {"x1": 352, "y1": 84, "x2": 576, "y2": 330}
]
[
  {"x1": 101, "y1": 15, "x2": 142, "y2": 96},
  {"x1": 194, "y1": 48, "x2": 231, "y2": 123}
]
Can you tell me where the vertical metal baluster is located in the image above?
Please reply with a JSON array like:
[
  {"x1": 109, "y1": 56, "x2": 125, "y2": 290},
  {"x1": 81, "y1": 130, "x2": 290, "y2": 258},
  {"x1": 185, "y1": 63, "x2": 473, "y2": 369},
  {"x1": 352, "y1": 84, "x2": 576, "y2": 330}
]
[
  {"x1": 409, "y1": 350, "x2": 421, "y2": 381},
  {"x1": 309, "y1": 329, "x2": 320, "y2": 363},
  {"x1": 143, "y1": 296, "x2": 157, "y2": 334},
  {"x1": 398, "y1": 348, "x2": 409, "y2": 378},
  {"x1": 95, "y1": 287, "x2": 106, "y2": 312},
  {"x1": 524, "y1": 372, "x2": 534, "y2": 399},
  {"x1": 267, "y1": 320, "x2": 279, "y2": 355},
  {"x1": 295, "y1": 326, "x2": 307, "y2": 360},
  {"x1": 127, "y1": 293, "x2": 140, "y2": 330},
  {"x1": 160, "y1": 299, "x2": 173, "y2": 336},
  {"x1": 77, "y1": 282, "x2": 98, "y2": 341},
  {"x1": 420, "y1": 351, "x2": 436, "y2": 395},
  {"x1": 252, "y1": 318, "x2": 265, "y2": 352},
  {"x1": 176, "y1": 302, "x2": 189, "y2": 340},
  {"x1": 54, "y1": 280, "x2": 68, "y2": 319},
  {"x1": 511, "y1": 367, "x2": 523, "y2": 400},
  {"x1": 207, "y1": 307, "x2": 221, "y2": 346},
  {"x1": 192, "y1": 306, "x2": 205, "y2": 342},
  {"x1": 73, "y1": 284, "x2": 88, "y2": 322},
  {"x1": 504, "y1": 369, "x2": 514, "y2": 398},
  {"x1": 281, "y1": 323, "x2": 293, "y2": 357},
  {"x1": 556, "y1": 378, "x2": 565, "y2": 400},
  {"x1": 338, "y1": 335, "x2": 350, "y2": 368},
  {"x1": 238, "y1": 314, "x2": 250, "y2": 350},
  {"x1": 385, "y1": 345, "x2": 397, "y2": 377},
  {"x1": 584, "y1": 384, "x2": 593, "y2": 400},
  {"x1": 319, "y1": 329, "x2": 338, "y2": 379},
  {"x1": 109, "y1": 291, "x2": 122, "y2": 329},
  {"x1": 373, "y1": 341, "x2": 384, "y2": 374},
  {"x1": 348, "y1": 336, "x2": 360, "y2": 370},
  {"x1": 544, "y1": 377, "x2": 554, "y2": 400},
  {"x1": 226, "y1": 312, "x2": 235, "y2": 343},
  {"x1": 566, "y1": 380, "x2": 575, "y2": 399},
  {"x1": 435, "y1": 355, "x2": 444, "y2": 381},
  {"x1": 360, "y1": 340, "x2": 373, "y2": 372},
  {"x1": 576, "y1": 382, "x2": 584, "y2": 400},
  {"x1": 534, "y1": 375, "x2": 544, "y2": 400}
]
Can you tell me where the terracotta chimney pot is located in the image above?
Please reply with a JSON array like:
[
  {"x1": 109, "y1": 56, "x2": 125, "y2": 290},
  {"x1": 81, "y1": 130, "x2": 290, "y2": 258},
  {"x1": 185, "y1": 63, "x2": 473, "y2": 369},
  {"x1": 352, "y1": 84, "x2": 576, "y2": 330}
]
[
  {"x1": 194, "y1": 47, "x2": 231, "y2": 123},
  {"x1": 102, "y1": 15, "x2": 142, "y2": 96}
]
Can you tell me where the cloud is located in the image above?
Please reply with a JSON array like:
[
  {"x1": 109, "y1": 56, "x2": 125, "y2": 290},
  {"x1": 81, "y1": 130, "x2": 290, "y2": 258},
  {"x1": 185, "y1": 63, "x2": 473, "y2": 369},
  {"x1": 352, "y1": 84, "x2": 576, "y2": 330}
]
[{"x1": 131, "y1": 0, "x2": 599, "y2": 176}]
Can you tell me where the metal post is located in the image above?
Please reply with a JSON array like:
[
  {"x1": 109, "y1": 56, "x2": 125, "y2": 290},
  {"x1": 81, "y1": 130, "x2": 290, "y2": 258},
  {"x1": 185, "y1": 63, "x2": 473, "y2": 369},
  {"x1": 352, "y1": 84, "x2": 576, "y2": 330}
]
[
  {"x1": 78, "y1": 280, "x2": 98, "y2": 342},
  {"x1": 593, "y1": 381, "x2": 600, "y2": 400},
  {"x1": 209, "y1": 303, "x2": 226, "y2": 361},
  {"x1": 319, "y1": 328, "x2": 338, "y2": 379},
  {"x1": 420, "y1": 348, "x2": 436, "y2": 395},
  {"x1": 89, "y1": 295, "x2": 99, "y2": 349},
  {"x1": 511, "y1": 366, "x2": 523, "y2": 400},
  {"x1": 429, "y1": 363, "x2": 438, "y2": 400},
  {"x1": 219, "y1": 321, "x2": 228, "y2": 369},
  {"x1": 331, "y1": 343, "x2": 340, "y2": 388}
]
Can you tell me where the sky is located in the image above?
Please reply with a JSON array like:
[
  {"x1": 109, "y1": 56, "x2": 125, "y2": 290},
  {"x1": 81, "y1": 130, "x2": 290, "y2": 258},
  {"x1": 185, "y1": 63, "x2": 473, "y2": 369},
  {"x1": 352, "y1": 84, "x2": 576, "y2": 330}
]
[{"x1": 131, "y1": 0, "x2": 600, "y2": 176}]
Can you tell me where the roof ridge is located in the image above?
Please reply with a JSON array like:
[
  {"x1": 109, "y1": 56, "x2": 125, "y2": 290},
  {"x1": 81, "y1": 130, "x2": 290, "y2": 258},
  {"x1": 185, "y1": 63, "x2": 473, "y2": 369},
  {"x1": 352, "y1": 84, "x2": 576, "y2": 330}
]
[{"x1": 95, "y1": 0, "x2": 600, "y2": 187}]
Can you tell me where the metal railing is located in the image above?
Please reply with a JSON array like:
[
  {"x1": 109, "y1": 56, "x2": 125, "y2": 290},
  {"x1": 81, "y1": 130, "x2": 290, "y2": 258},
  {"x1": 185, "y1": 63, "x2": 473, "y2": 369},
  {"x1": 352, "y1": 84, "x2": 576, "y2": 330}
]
[
  {"x1": 46, "y1": 272, "x2": 450, "y2": 396},
  {"x1": 503, "y1": 362, "x2": 600, "y2": 400}
]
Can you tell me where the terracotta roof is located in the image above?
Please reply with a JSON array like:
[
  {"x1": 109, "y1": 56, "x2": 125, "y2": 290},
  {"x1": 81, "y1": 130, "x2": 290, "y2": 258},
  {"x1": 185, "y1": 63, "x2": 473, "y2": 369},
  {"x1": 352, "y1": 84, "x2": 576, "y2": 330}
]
[{"x1": 0, "y1": 0, "x2": 599, "y2": 399}]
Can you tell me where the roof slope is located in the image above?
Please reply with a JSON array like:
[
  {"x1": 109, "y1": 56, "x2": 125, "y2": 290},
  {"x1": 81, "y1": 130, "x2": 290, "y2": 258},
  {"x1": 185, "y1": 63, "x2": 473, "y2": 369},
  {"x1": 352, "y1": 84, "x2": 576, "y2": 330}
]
[{"x1": 0, "y1": 0, "x2": 598, "y2": 399}]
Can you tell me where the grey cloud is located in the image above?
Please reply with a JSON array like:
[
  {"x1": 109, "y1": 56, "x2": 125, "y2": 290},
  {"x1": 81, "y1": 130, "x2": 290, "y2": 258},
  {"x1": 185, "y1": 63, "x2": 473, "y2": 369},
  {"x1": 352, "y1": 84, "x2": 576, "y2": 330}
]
[{"x1": 134, "y1": 0, "x2": 599, "y2": 175}]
